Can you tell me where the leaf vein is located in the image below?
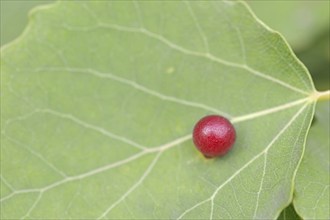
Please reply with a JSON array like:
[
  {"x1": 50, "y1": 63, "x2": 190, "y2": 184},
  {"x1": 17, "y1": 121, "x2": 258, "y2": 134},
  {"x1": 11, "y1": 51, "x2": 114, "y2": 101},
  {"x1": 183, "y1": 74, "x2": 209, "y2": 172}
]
[
  {"x1": 61, "y1": 22, "x2": 309, "y2": 95},
  {"x1": 36, "y1": 67, "x2": 230, "y2": 117},
  {"x1": 253, "y1": 153, "x2": 267, "y2": 218},
  {"x1": 97, "y1": 152, "x2": 162, "y2": 219},
  {"x1": 177, "y1": 103, "x2": 308, "y2": 219}
]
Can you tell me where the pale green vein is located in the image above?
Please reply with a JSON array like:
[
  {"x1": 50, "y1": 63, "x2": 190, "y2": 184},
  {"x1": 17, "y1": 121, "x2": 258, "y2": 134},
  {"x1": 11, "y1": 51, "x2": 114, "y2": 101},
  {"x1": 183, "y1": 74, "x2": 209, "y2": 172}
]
[
  {"x1": 253, "y1": 153, "x2": 267, "y2": 218},
  {"x1": 4, "y1": 95, "x2": 309, "y2": 156},
  {"x1": 0, "y1": 134, "x2": 191, "y2": 203},
  {"x1": 61, "y1": 22, "x2": 310, "y2": 95},
  {"x1": 5, "y1": 108, "x2": 147, "y2": 151},
  {"x1": 214, "y1": 4, "x2": 247, "y2": 64},
  {"x1": 1, "y1": 2, "x2": 317, "y2": 219},
  {"x1": 234, "y1": 27, "x2": 246, "y2": 64},
  {"x1": 1, "y1": 99, "x2": 310, "y2": 218},
  {"x1": 178, "y1": 104, "x2": 309, "y2": 219},
  {"x1": 0, "y1": 175, "x2": 15, "y2": 192},
  {"x1": 4, "y1": 135, "x2": 68, "y2": 178},
  {"x1": 33, "y1": 66, "x2": 311, "y2": 122},
  {"x1": 97, "y1": 152, "x2": 163, "y2": 219},
  {"x1": 231, "y1": 97, "x2": 309, "y2": 123},
  {"x1": 230, "y1": 183, "x2": 245, "y2": 217},
  {"x1": 177, "y1": 199, "x2": 211, "y2": 220},
  {"x1": 312, "y1": 185, "x2": 329, "y2": 219},
  {"x1": 280, "y1": 105, "x2": 313, "y2": 219},
  {"x1": 210, "y1": 104, "x2": 307, "y2": 218},
  {"x1": 184, "y1": 1, "x2": 210, "y2": 53},
  {"x1": 33, "y1": 67, "x2": 231, "y2": 117},
  {"x1": 2, "y1": 97, "x2": 309, "y2": 202},
  {"x1": 64, "y1": 183, "x2": 82, "y2": 217},
  {"x1": 21, "y1": 193, "x2": 42, "y2": 220},
  {"x1": 132, "y1": 0, "x2": 144, "y2": 28}
]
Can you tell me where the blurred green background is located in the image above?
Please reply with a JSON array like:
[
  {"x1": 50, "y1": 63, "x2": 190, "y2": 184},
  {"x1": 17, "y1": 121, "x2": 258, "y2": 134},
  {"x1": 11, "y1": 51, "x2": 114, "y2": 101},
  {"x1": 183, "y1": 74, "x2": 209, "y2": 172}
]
[
  {"x1": 1, "y1": 0, "x2": 53, "y2": 45},
  {"x1": 1, "y1": 0, "x2": 329, "y2": 89}
]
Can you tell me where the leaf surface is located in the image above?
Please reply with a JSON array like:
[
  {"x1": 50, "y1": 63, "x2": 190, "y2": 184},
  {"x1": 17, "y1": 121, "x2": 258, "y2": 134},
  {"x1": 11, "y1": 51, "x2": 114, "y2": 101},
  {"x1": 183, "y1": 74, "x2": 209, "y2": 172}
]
[
  {"x1": 293, "y1": 101, "x2": 330, "y2": 219},
  {"x1": 1, "y1": 1, "x2": 316, "y2": 219}
]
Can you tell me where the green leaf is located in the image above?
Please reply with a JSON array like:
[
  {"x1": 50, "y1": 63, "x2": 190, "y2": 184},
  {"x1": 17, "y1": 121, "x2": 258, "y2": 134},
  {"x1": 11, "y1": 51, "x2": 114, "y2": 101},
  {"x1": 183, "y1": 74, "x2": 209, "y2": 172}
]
[
  {"x1": 0, "y1": 1, "x2": 317, "y2": 219},
  {"x1": 293, "y1": 101, "x2": 330, "y2": 219},
  {"x1": 277, "y1": 204, "x2": 301, "y2": 220},
  {"x1": 246, "y1": 1, "x2": 330, "y2": 91}
]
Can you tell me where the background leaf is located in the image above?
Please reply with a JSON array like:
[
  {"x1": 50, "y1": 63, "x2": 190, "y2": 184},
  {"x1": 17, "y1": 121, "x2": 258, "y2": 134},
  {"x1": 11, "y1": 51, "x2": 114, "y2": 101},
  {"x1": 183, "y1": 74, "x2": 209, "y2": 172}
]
[
  {"x1": 247, "y1": 1, "x2": 329, "y2": 50},
  {"x1": 248, "y1": 1, "x2": 329, "y2": 91},
  {"x1": 277, "y1": 204, "x2": 301, "y2": 220},
  {"x1": 293, "y1": 101, "x2": 330, "y2": 219},
  {"x1": 0, "y1": 0, "x2": 53, "y2": 46},
  {"x1": 1, "y1": 1, "x2": 317, "y2": 219}
]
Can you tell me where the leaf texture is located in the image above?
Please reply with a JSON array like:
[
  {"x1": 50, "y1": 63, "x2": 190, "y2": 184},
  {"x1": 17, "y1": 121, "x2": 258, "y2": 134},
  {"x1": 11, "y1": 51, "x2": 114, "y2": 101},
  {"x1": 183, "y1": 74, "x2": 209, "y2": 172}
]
[
  {"x1": 294, "y1": 101, "x2": 330, "y2": 219},
  {"x1": 1, "y1": 1, "x2": 316, "y2": 219}
]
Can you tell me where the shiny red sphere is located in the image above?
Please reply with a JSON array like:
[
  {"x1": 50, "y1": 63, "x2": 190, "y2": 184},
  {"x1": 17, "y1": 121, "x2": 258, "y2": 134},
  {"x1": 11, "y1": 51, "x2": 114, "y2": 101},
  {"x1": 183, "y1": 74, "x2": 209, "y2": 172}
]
[{"x1": 193, "y1": 115, "x2": 236, "y2": 158}]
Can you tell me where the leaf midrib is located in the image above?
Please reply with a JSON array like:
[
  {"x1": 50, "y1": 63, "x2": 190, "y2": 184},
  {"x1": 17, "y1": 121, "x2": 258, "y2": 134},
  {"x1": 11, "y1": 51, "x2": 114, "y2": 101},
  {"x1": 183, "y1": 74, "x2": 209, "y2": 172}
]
[
  {"x1": 178, "y1": 103, "x2": 311, "y2": 219},
  {"x1": 1, "y1": 99, "x2": 311, "y2": 210}
]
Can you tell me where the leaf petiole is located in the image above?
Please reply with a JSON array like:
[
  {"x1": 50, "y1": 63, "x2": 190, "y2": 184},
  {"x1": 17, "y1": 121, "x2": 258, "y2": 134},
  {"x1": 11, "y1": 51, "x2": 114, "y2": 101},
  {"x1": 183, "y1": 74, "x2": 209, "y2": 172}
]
[{"x1": 312, "y1": 90, "x2": 330, "y2": 102}]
